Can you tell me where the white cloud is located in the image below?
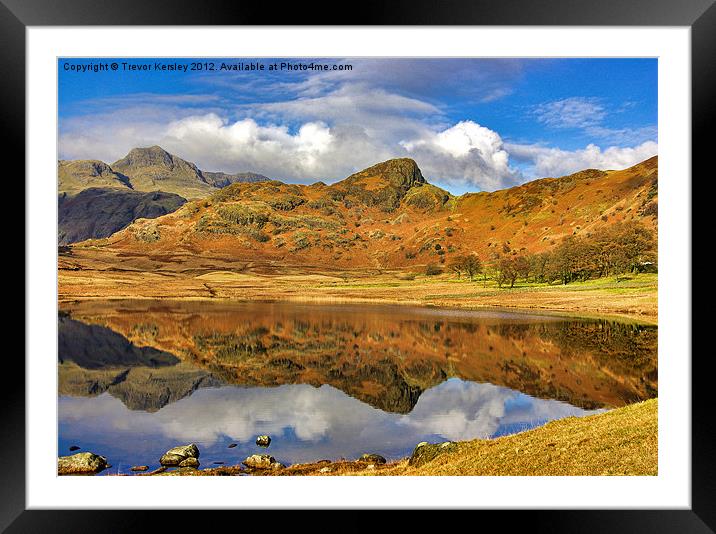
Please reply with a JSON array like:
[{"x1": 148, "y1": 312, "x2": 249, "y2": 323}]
[
  {"x1": 163, "y1": 114, "x2": 334, "y2": 175},
  {"x1": 507, "y1": 140, "x2": 658, "y2": 177},
  {"x1": 401, "y1": 120, "x2": 520, "y2": 190}
]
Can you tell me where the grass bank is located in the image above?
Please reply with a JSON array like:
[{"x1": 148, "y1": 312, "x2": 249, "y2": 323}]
[{"x1": 155, "y1": 398, "x2": 657, "y2": 477}]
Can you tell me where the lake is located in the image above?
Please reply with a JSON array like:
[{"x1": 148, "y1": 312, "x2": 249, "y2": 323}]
[{"x1": 58, "y1": 300, "x2": 657, "y2": 474}]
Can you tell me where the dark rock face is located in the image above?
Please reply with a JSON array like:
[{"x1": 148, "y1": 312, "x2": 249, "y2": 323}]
[
  {"x1": 203, "y1": 171, "x2": 269, "y2": 187},
  {"x1": 58, "y1": 187, "x2": 186, "y2": 245}
]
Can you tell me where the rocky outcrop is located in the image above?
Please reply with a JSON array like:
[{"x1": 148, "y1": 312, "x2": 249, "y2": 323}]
[
  {"x1": 358, "y1": 453, "x2": 386, "y2": 464},
  {"x1": 343, "y1": 158, "x2": 426, "y2": 192},
  {"x1": 160, "y1": 443, "x2": 200, "y2": 466},
  {"x1": 58, "y1": 452, "x2": 108, "y2": 475},
  {"x1": 334, "y1": 158, "x2": 436, "y2": 213},
  {"x1": 203, "y1": 171, "x2": 269, "y2": 187}
]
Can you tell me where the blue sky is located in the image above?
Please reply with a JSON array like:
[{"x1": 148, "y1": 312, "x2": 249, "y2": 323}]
[{"x1": 58, "y1": 58, "x2": 657, "y2": 194}]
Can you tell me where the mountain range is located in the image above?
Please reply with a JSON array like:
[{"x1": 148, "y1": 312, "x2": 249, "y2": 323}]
[
  {"x1": 58, "y1": 146, "x2": 270, "y2": 243},
  {"x1": 62, "y1": 146, "x2": 657, "y2": 272}
]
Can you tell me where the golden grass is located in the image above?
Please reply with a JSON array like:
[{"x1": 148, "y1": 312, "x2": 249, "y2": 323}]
[
  {"x1": 145, "y1": 399, "x2": 657, "y2": 477},
  {"x1": 374, "y1": 398, "x2": 658, "y2": 476}
]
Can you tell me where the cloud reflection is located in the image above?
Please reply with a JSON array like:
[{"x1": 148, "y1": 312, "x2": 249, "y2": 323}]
[{"x1": 59, "y1": 378, "x2": 599, "y2": 466}]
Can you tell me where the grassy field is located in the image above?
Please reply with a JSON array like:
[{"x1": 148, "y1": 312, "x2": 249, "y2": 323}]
[
  {"x1": 152, "y1": 398, "x2": 657, "y2": 477},
  {"x1": 58, "y1": 247, "x2": 657, "y2": 324}
]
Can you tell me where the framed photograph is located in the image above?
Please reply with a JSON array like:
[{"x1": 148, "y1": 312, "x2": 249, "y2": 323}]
[{"x1": 8, "y1": 0, "x2": 709, "y2": 528}]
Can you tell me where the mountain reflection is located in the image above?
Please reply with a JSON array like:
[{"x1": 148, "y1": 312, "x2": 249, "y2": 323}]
[
  {"x1": 59, "y1": 378, "x2": 600, "y2": 468},
  {"x1": 58, "y1": 300, "x2": 658, "y2": 413}
]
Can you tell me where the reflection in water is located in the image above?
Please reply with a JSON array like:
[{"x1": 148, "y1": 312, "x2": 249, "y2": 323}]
[
  {"x1": 57, "y1": 300, "x2": 657, "y2": 472},
  {"x1": 59, "y1": 378, "x2": 599, "y2": 473}
]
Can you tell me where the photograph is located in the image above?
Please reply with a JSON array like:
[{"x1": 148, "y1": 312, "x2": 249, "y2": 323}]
[{"x1": 56, "y1": 56, "x2": 660, "y2": 478}]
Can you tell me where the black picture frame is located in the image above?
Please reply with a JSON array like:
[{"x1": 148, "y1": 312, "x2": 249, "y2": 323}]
[{"x1": 5, "y1": 0, "x2": 708, "y2": 529}]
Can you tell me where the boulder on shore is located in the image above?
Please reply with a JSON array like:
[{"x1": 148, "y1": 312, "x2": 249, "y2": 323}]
[
  {"x1": 256, "y1": 435, "x2": 271, "y2": 447},
  {"x1": 243, "y1": 454, "x2": 284, "y2": 470},
  {"x1": 160, "y1": 443, "x2": 200, "y2": 466},
  {"x1": 58, "y1": 452, "x2": 108, "y2": 475},
  {"x1": 408, "y1": 441, "x2": 457, "y2": 467}
]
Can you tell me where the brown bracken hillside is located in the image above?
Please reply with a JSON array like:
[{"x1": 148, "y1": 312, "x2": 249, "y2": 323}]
[{"x1": 72, "y1": 154, "x2": 658, "y2": 272}]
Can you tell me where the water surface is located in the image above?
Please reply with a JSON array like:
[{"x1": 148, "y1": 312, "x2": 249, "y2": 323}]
[{"x1": 58, "y1": 301, "x2": 657, "y2": 474}]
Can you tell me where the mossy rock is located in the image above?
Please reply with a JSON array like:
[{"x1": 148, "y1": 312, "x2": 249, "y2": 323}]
[{"x1": 408, "y1": 441, "x2": 458, "y2": 467}]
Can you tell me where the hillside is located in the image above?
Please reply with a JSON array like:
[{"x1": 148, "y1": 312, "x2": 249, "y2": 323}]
[
  {"x1": 58, "y1": 188, "x2": 187, "y2": 245},
  {"x1": 72, "y1": 156, "x2": 657, "y2": 273}
]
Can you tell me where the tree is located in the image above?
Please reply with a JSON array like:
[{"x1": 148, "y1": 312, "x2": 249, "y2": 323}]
[
  {"x1": 463, "y1": 254, "x2": 482, "y2": 281},
  {"x1": 448, "y1": 254, "x2": 482, "y2": 281},
  {"x1": 497, "y1": 257, "x2": 519, "y2": 288},
  {"x1": 448, "y1": 255, "x2": 464, "y2": 278},
  {"x1": 514, "y1": 255, "x2": 531, "y2": 282}
]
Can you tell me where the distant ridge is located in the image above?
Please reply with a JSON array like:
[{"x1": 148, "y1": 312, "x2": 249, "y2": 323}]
[{"x1": 58, "y1": 145, "x2": 270, "y2": 199}]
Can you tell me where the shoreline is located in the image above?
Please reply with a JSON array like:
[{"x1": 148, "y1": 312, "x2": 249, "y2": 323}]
[
  {"x1": 58, "y1": 258, "x2": 658, "y2": 325},
  {"x1": 95, "y1": 398, "x2": 655, "y2": 477}
]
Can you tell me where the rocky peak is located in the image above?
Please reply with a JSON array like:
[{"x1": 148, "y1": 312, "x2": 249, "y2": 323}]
[
  {"x1": 114, "y1": 146, "x2": 195, "y2": 172},
  {"x1": 345, "y1": 158, "x2": 426, "y2": 191}
]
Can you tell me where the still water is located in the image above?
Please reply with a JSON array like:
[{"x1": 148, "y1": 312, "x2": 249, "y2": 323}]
[{"x1": 58, "y1": 300, "x2": 657, "y2": 474}]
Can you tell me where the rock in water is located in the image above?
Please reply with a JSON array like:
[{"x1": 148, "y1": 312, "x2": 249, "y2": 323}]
[
  {"x1": 256, "y1": 435, "x2": 271, "y2": 447},
  {"x1": 160, "y1": 443, "x2": 200, "y2": 466},
  {"x1": 408, "y1": 441, "x2": 457, "y2": 467},
  {"x1": 58, "y1": 452, "x2": 108, "y2": 475},
  {"x1": 178, "y1": 457, "x2": 200, "y2": 468},
  {"x1": 228, "y1": 443, "x2": 237, "y2": 449},
  {"x1": 358, "y1": 453, "x2": 387, "y2": 465},
  {"x1": 243, "y1": 454, "x2": 284, "y2": 470},
  {"x1": 68, "y1": 445, "x2": 80, "y2": 451},
  {"x1": 130, "y1": 465, "x2": 149, "y2": 472}
]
